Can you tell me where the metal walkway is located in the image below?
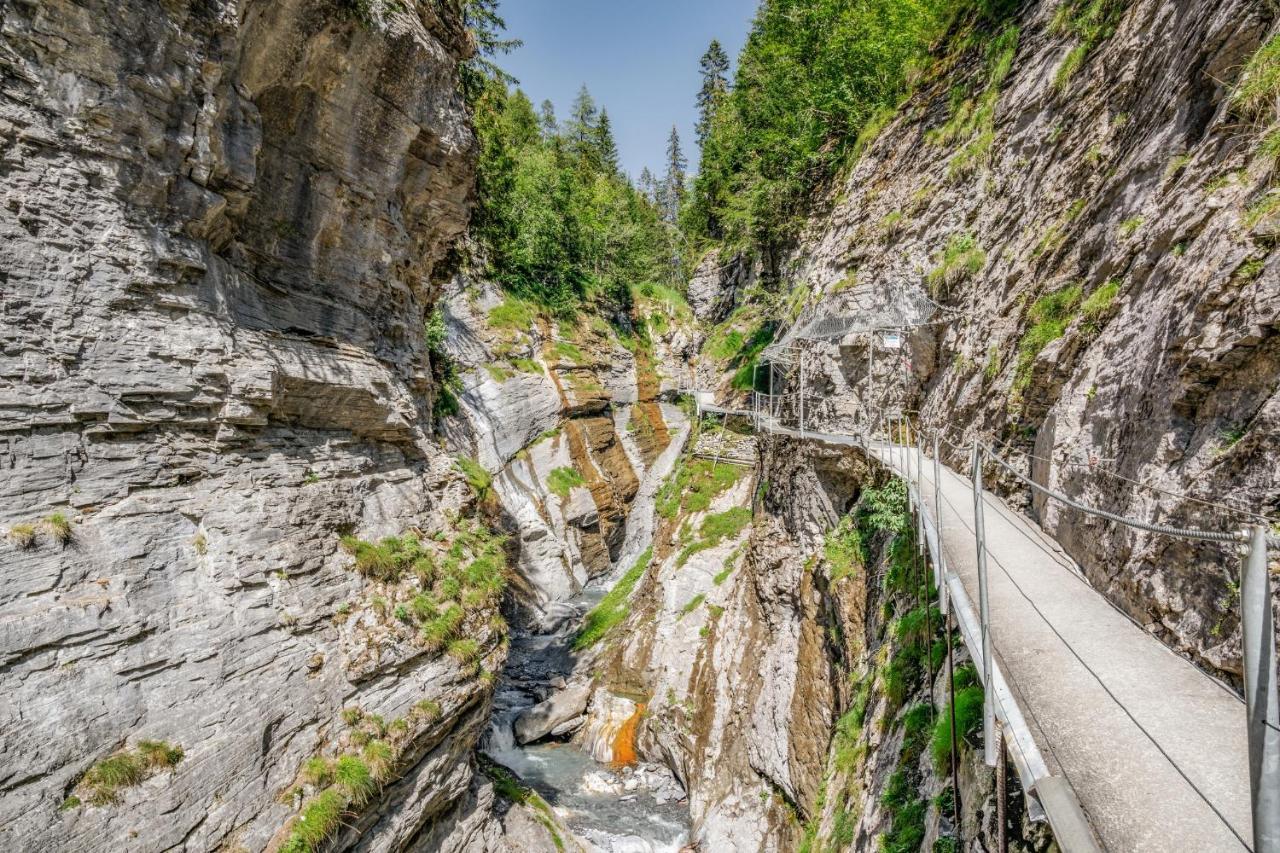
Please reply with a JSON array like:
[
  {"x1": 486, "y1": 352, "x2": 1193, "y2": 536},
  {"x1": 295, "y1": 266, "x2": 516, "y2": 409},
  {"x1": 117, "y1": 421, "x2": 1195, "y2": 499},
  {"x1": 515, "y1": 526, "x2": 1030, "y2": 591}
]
[{"x1": 726, "y1": 405, "x2": 1275, "y2": 853}]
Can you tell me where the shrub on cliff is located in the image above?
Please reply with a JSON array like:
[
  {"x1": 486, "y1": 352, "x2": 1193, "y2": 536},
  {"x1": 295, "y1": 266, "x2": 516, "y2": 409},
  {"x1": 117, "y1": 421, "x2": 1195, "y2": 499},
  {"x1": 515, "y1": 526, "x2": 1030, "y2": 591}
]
[
  {"x1": 575, "y1": 547, "x2": 651, "y2": 649},
  {"x1": 74, "y1": 740, "x2": 184, "y2": 806}
]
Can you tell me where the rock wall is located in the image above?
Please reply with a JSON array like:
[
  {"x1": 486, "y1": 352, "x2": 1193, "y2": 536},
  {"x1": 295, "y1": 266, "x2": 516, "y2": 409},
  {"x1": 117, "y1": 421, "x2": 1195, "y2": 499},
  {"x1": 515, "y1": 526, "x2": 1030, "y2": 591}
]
[
  {"x1": 576, "y1": 424, "x2": 1037, "y2": 851},
  {"x1": 441, "y1": 278, "x2": 689, "y2": 630},
  {"x1": 769, "y1": 0, "x2": 1279, "y2": 683},
  {"x1": 0, "y1": 0, "x2": 490, "y2": 849}
]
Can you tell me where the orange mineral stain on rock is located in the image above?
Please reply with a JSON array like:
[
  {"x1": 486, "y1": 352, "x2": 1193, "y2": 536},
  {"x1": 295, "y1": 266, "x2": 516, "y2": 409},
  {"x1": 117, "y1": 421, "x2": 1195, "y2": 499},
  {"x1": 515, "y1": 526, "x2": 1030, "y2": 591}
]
[{"x1": 611, "y1": 703, "x2": 645, "y2": 766}]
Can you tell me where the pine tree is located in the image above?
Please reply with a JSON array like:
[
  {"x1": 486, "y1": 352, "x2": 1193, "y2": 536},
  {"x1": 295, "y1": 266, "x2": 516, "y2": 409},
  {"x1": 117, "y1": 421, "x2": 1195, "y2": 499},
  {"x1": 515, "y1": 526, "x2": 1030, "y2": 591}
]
[
  {"x1": 568, "y1": 85, "x2": 599, "y2": 158},
  {"x1": 594, "y1": 109, "x2": 620, "y2": 174},
  {"x1": 539, "y1": 99, "x2": 558, "y2": 138},
  {"x1": 695, "y1": 40, "x2": 730, "y2": 148},
  {"x1": 638, "y1": 167, "x2": 657, "y2": 204},
  {"x1": 660, "y1": 126, "x2": 686, "y2": 224},
  {"x1": 461, "y1": 0, "x2": 522, "y2": 98}
]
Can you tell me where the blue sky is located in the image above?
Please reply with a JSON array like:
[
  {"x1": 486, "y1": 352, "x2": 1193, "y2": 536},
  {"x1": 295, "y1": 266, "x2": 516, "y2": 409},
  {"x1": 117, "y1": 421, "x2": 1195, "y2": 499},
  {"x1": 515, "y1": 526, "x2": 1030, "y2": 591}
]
[{"x1": 496, "y1": 0, "x2": 759, "y2": 180}]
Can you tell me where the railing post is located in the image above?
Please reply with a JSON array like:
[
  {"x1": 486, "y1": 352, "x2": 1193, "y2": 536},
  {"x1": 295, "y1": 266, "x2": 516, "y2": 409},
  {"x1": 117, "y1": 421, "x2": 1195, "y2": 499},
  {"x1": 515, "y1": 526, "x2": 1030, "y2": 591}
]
[
  {"x1": 997, "y1": 722, "x2": 1009, "y2": 853},
  {"x1": 1242, "y1": 524, "x2": 1280, "y2": 853},
  {"x1": 905, "y1": 417, "x2": 913, "y2": 510},
  {"x1": 972, "y1": 441, "x2": 996, "y2": 767},
  {"x1": 933, "y1": 432, "x2": 948, "y2": 614},
  {"x1": 946, "y1": 608, "x2": 964, "y2": 837},
  {"x1": 799, "y1": 349, "x2": 807, "y2": 439},
  {"x1": 916, "y1": 428, "x2": 925, "y2": 534}
]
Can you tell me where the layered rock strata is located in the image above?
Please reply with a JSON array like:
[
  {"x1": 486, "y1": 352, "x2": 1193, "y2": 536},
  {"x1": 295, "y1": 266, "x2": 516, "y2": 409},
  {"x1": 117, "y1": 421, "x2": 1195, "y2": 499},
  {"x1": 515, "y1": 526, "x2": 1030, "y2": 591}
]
[{"x1": 0, "y1": 0, "x2": 488, "y2": 849}]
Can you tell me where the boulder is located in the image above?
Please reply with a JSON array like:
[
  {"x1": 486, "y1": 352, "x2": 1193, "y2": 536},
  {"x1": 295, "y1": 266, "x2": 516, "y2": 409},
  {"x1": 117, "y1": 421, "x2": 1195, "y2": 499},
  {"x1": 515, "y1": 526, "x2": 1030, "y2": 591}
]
[{"x1": 514, "y1": 681, "x2": 593, "y2": 744}]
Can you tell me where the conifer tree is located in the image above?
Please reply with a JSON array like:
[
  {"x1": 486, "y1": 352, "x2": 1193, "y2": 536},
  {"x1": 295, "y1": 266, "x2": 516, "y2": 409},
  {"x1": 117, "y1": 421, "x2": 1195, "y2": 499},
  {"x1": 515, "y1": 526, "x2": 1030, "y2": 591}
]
[
  {"x1": 660, "y1": 126, "x2": 686, "y2": 224},
  {"x1": 638, "y1": 168, "x2": 658, "y2": 204},
  {"x1": 595, "y1": 109, "x2": 620, "y2": 174},
  {"x1": 461, "y1": 0, "x2": 522, "y2": 98},
  {"x1": 568, "y1": 85, "x2": 599, "y2": 156},
  {"x1": 695, "y1": 39, "x2": 730, "y2": 147},
  {"x1": 539, "y1": 99, "x2": 557, "y2": 138}
]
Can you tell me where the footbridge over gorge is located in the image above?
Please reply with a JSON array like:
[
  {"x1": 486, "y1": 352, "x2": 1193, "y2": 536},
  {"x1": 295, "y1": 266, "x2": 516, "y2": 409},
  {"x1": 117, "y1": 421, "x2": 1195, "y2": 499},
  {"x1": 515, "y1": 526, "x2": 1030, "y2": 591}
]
[{"x1": 683, "y1": 388, "x2": 1280, "y2": 853}]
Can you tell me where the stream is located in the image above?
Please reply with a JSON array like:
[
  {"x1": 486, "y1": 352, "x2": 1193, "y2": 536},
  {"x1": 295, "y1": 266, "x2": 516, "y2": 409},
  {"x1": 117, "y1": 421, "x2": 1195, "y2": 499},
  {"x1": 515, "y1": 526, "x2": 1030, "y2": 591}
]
[{"x1": 482, "y1": 403, "x2": 692, "y2": 853}]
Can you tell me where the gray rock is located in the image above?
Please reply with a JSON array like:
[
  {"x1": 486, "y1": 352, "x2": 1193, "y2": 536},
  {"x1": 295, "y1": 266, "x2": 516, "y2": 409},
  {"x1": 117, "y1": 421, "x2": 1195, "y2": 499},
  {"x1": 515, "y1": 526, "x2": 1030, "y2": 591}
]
[
  {"x1": 514, "y1": 682, "x2": 593, "y2": 745},
  {"x1": 686, "y1": 249, "x2": 754, "y2": 323},
  {"x1": 0, "y1": 0, "x2": 490, "y2": 849}
]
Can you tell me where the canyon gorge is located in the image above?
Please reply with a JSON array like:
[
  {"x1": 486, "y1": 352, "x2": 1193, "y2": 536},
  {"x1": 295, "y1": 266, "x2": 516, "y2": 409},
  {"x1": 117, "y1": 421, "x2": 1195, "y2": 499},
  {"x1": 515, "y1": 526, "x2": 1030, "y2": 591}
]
[{"x1": 1, "y1": 0, "x2": 1278, "y2": 852}]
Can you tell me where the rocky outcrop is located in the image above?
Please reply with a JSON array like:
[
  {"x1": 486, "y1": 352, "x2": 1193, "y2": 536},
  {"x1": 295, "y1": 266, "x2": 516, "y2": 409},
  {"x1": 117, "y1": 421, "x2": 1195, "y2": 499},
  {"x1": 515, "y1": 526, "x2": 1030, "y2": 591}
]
[
  {"x1": 686, "y1": 248, "x2": 753, "y2": 323},
  {"x1": 513, "y1": 682, "x2": 592, "y2": 745},
  {"x1": 580, "y1": 426, "x2": 1047, "y2": 851},
  {"x1": 766, "y1": 0, "x2": 1279, "y2": 683},
  {"x1": 0, "y1": 0, "x2": 486, "y2": 849},
  {"x1": 441, "y1": 279, "x2": 682, "y2": 629},
  {"x1": 580, "y1": 451, "x2": 802, "y2": 849}
]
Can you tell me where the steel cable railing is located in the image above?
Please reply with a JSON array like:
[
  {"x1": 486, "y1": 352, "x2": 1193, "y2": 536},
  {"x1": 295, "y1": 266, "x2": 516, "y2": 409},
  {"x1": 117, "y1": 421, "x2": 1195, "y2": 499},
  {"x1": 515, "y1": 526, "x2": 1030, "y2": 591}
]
[
  {"x1": 981, "y1": 443, "x2": 1249, "y2": 546},
  {"x1": 739, "y1": 398, "x2": 1278, "y2": 851}
]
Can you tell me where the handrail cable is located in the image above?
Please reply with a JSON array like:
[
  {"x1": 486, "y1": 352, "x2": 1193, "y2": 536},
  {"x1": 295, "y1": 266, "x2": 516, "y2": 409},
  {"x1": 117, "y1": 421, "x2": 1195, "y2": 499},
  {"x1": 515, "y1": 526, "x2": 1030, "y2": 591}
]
[
  {"x1": 981, "y1": 433, "x2": 1276, "y2": 525},
  {"x1": 927, "y1": 466, "x2": 1253, "y2": 850}
]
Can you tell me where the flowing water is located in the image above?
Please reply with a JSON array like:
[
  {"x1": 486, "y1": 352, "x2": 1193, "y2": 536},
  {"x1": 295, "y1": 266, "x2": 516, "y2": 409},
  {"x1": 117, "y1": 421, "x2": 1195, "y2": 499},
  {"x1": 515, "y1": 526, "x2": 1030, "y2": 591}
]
[{"x1": 483, "y1": 404, "x2": 692, "y2": 853}]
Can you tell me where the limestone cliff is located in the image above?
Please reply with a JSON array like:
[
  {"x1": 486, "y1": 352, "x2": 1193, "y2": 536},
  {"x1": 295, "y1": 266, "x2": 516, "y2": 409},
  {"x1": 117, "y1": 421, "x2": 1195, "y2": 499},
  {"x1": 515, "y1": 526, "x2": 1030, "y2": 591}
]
[
  {"x1": 787, "y1": 0, "x2": 1279, "y2": 683},
  {"x1": 441, "y1": 277, "x2": 695, "y2": 631},
  {"x1": 0, "y1": 0, "x2": 489, "y2": 849},
  {"x1": 708, "y1": 0, "x2": 1279, "y2": 686}
]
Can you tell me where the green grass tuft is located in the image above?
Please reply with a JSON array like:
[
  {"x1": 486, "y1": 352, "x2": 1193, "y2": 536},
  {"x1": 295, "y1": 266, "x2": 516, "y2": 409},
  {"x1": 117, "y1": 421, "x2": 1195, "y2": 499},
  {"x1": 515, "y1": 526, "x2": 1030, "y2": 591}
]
[
  {"x1": 362, "y1": 740, "x2": 396, "y2": 783},
  {"x1": 1245, "y1": 192, "x2": 1280, "y2": 230},
  {"x1": 1082, "y1": 278, "x2": 1120, "y2": 319},
  {"x1": 1233, "y1": 35, "x2": 1280, "y2": 122},
  {"x1": 413, "y1": 699, "x2": 443, "y2": 721},
  {"x1": 574, "y1": 548, "x2": 651, "y2": 650},
  {"x1": 676, "y1": 507, "x2": 753, "y2": 568},
  {"x1": 931, "y1": 685, "x2": 985, "y2": 772},
  {"x1": 552, "y1": 340, "x2": 585, "y2": 364},
  {"x1": 1014, "y1": 283, "x2": 1083, "y2": 392},
  {"x1": 679, "y1": 594, "x2": 706, "y2": 618},
  {"x1": 136, "y1": 740, "x2": 184, "y2": 770},
  {"x1": 334, "y1": 755, "x2": 376, "y2": 806},
  {"x1": 421, "y1": 605, "x2": 465, "y2": 651},
  {"x1": 1050, "y1": 0, "x2": 1127, "y2": 92},
  {"x1": 45, "y1": 512, "x2": 73, "y2": 545},
  {"x1": 8, "y1": 522, "x2": 37, "y2": 549},
  {"x1": 302, "y1": 757, "x2": 333, "y2": 788},
  {"x1": 447, "y1": 638, "x2": 482, "y2": 664},
  {"x1": 1118, "y1": 215, "x2": 1145, "y2": 238},
  {"x1": 79, "y1": 740, "x2": 183, "y2": 806},
  {"x1": 655, "y1": 459, "x2": 744, "y2": 519},
  {"x1": 487, "y1": 296, "x2": 536, "y2": 332},
  {"x1": 823, "y1": 516, "x2": 863, "y2": 581},
  {"x1": 455, "y1": 457, "x2": 492, "y2": 498},
  {"x1": 281, "y1": 787, "x2": 345, "y2": 853},
  {"x1": 1234, "y1": 258, "x2": 1265, "y2": 282},
  {"x1": 546, "y1": 466, "x2": 586, "y2": 499},
  {"x1": 926, "y1": 233, "x2": 985, "y2": 295}
]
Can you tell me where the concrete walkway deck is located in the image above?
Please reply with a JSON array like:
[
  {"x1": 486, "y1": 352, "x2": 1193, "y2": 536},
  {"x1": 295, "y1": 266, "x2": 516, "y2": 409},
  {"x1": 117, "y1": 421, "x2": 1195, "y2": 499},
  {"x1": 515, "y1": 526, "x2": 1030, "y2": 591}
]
[{"x1": 766, "y1": 421, "x2": 1252, "y2": 851}]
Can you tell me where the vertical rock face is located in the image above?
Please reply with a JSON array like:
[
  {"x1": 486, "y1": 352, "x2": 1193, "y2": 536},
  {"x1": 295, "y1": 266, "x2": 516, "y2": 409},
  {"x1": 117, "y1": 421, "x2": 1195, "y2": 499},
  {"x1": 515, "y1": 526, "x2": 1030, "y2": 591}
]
[
  {"x1": 771, "y1": 0, "x2": 1279, "y2": 682},
  {"x1": 0, "y1": 0, "x2": 485, "y2": 850},
  {"x1": 441, "y1": 279, "x2": 687, "y2": 630}
]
